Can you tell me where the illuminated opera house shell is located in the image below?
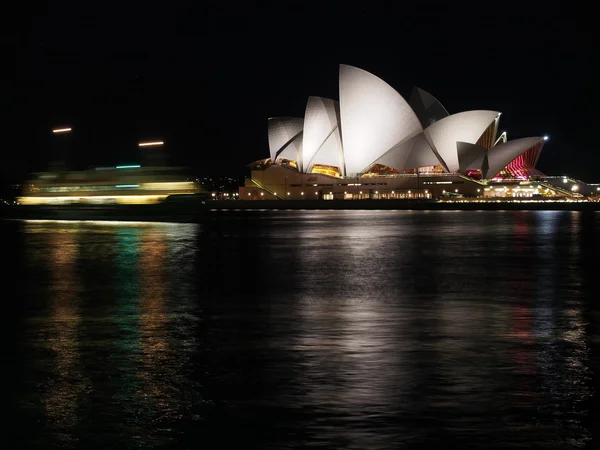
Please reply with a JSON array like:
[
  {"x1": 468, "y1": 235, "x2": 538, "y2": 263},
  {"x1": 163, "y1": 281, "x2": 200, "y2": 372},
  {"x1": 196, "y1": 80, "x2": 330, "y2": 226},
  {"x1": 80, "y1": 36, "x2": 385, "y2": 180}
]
[{"x1": 264, "y1": 64, "x2": 546, "y2": 180}]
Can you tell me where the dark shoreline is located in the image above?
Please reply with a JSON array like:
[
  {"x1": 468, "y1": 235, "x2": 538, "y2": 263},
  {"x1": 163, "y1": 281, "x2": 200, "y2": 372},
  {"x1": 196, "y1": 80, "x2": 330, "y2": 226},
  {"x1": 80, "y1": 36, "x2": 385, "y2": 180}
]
[{"x1": 2, "y1": 199, "x2": 600, "y2": 223}]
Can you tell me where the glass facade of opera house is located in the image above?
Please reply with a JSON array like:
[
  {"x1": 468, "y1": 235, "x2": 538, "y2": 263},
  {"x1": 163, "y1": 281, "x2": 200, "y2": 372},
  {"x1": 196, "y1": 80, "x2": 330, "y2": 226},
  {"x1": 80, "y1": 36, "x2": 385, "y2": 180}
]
[{"x1": 240, "y1": 65, "x2": 598, "y2": 201}]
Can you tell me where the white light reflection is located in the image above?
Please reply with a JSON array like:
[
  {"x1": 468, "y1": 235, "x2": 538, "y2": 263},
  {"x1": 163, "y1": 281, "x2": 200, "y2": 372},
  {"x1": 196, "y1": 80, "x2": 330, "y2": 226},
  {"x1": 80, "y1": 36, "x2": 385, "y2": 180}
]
[
  {"x1": 286, "y1": 210, "x2": 412, "y2": 446},
  {"x1": 530, "y1": 211, "x2": 592, "y2": 446}
]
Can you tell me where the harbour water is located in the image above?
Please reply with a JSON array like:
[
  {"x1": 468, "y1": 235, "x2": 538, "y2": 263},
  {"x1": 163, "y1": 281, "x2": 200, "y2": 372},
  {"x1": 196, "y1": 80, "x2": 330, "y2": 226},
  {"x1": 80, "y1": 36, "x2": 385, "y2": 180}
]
[{"x1": 4, "y1": 210, "x2": 600, "y2": 449}]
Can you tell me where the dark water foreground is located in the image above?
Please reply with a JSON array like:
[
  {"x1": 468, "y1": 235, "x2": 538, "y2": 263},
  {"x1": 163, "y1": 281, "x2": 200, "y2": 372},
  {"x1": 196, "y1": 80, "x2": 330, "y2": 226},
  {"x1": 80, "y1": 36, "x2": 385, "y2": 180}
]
[{"x1": 3, "y1": 211, "x2": 600, "y2": 449}]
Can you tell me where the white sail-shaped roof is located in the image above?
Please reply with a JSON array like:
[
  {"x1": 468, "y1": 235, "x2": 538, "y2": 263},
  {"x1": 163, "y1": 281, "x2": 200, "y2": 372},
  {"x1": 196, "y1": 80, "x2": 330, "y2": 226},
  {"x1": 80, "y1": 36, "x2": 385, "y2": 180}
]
[
  {"x1": 302, "y1": 97, "x2": 342, "y2": 173},
  {"x1": 484, "y1": 137, "x2": 545, "y2": 179},
  {"x1": 308, "y1": 127, "x2": 344, "y2": 173},
  {"x1": 339, "y1": 64, "x2": 423, "y2": 175},
  {"x1": 275, "y1": 133, "x2": 303, "y2": 165},
  {"x1": 409, "y1": 87, "x2": 450, "y2": 128},
  {"x1": 404, "y1": 133, "x2": 443, "y2": 170},
  {"x1": 457, "y1": 142, "x2": 488, "y2": 173},
  {"x1": 373, "y1": 132, "x2": 441, "y2": 171},
  {"x1": 372, "y1": 134, "x2": 420, "y2": 171},
  {"x1": 268, "y1": 117, "x2": 304, "y2": 167},
  {"x1": 424, "y1": 110, "x2": 500, "y2": 173}
]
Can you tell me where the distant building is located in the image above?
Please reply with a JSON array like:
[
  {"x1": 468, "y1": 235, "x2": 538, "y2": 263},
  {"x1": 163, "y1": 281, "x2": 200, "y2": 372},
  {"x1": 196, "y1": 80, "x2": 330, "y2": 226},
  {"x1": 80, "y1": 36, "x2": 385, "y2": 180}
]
[{"x1": 240, "y1": 64, "x2": 581, "y2": 200}]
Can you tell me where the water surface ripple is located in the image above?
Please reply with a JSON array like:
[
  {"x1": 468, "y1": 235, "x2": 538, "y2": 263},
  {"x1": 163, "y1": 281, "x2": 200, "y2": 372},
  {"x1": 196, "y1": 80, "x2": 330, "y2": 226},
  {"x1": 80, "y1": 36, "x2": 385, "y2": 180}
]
[{"x1": 4, "y1": 211, "x2": 600, "y2": 449}]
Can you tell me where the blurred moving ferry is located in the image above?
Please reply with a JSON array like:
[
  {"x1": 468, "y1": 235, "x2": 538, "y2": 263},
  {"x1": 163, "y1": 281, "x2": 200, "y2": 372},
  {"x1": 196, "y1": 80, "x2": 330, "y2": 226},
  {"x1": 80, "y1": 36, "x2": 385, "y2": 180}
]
[
  {"x1": 17, "y1": 165, "x2": 204, "y2": 205},
  {"x1": 10, "y1": 165, "x2": 210, "y2": 222}
]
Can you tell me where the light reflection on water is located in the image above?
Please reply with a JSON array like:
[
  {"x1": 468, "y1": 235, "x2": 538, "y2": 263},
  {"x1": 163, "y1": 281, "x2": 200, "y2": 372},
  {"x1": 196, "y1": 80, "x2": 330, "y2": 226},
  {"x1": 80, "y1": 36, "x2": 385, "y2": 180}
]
[
  {"x1": 6, "y1": 212, "x2": 600, "y2": 449},
  {"x1": 38, "y1": 230, "x2": 91, "y2": 449}
]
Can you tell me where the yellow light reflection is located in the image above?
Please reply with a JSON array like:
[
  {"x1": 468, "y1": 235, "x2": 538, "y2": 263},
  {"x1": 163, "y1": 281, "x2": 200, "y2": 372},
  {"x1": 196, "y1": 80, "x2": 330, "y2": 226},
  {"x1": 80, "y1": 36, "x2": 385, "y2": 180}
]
[
  {"x1": 136, "y1": 229, "x2": 173, "y2": 405},
  {"x1": 40, "y1": 230, "x2": 90, "y2": 443}
]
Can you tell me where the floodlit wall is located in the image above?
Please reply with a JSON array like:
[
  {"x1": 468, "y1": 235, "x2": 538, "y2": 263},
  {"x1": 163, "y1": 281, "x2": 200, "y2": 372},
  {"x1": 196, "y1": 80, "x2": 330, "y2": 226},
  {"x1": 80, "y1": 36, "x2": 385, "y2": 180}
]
[{"x1": 239, "y1": 165, "x2": 483, "y2": 200}]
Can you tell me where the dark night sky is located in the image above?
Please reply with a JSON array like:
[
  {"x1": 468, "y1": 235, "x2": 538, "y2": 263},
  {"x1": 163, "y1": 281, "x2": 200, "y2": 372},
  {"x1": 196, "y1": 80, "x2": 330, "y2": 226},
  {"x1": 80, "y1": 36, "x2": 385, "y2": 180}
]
[{"x1": 8, "y1": 0, "x2": 598, "y2": 182}]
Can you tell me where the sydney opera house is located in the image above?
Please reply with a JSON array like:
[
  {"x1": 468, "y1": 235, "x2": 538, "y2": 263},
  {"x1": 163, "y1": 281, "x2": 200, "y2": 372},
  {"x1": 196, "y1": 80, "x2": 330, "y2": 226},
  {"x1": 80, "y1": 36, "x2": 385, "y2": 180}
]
[{"x1": 240, "y1": 65, "x2": 592, "y2": 200}]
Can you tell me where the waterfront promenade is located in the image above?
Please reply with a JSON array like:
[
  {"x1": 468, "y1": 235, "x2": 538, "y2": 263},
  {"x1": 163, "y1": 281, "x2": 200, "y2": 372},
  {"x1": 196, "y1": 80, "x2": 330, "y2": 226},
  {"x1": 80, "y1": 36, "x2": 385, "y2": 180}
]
[{"x1": 2, "y1": 199, "x2": 600, "y2": 224}]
